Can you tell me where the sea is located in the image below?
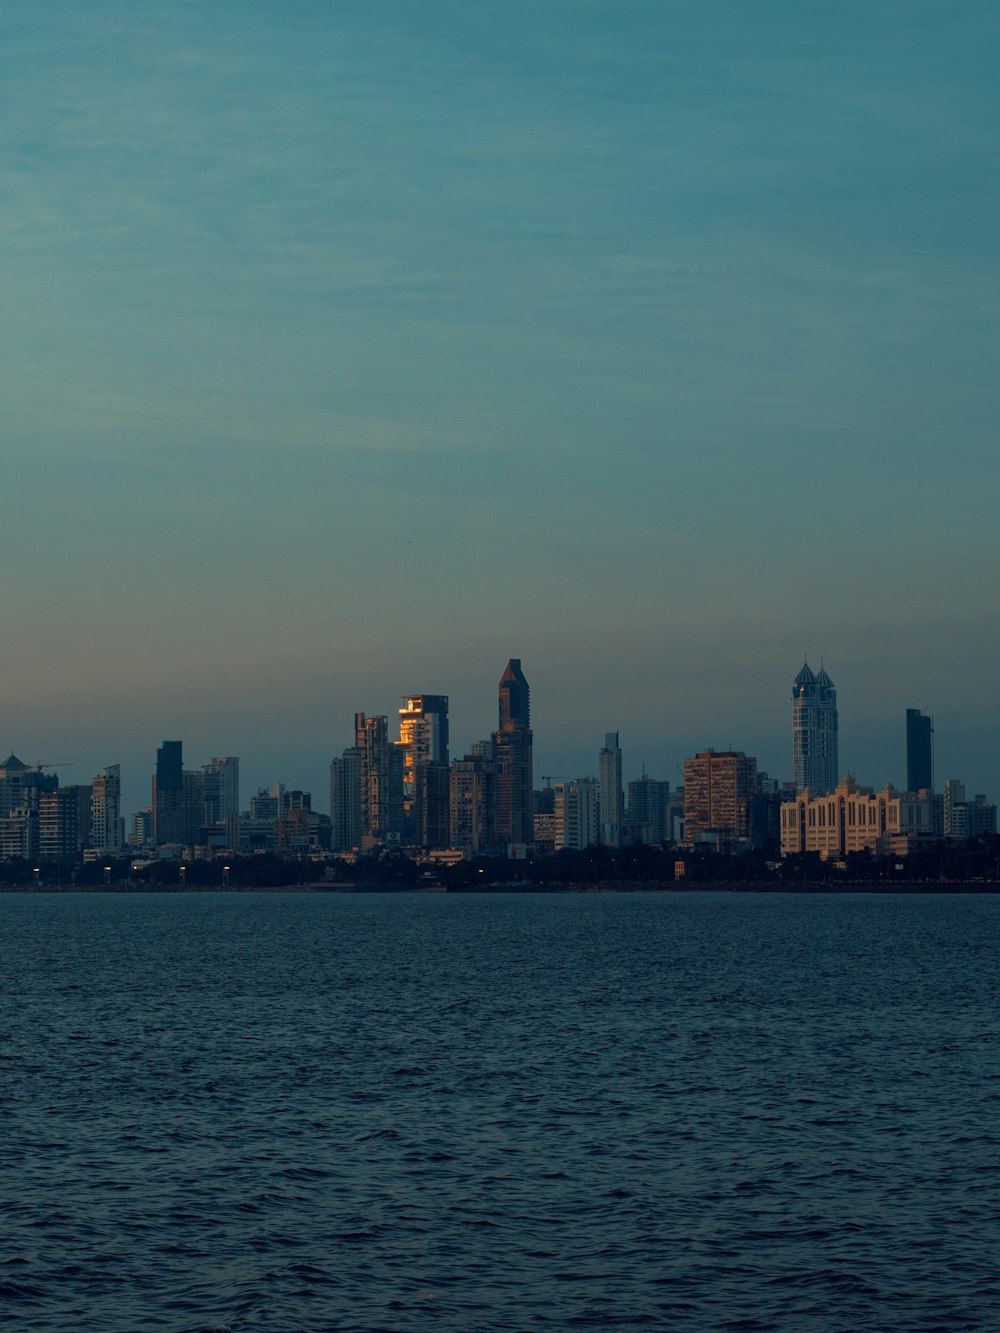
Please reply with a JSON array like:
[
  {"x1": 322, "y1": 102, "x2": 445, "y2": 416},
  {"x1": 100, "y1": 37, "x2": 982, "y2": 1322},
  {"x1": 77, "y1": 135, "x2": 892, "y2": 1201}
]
[{"x1": 3, "y1": 890, "x2": 999, "y2": 1332}]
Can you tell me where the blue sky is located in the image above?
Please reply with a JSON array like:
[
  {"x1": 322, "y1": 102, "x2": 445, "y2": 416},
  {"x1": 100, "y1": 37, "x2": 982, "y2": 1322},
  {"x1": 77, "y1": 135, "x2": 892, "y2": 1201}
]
[{"x1": 3, "y1": 1, "x2": 998, "y2": 815}]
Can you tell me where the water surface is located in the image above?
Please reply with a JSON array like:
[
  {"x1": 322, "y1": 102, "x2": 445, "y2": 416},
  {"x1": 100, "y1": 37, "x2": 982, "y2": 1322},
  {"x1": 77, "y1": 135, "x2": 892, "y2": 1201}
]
[{"x1": 3, "y1": 891, "x2": 999, "y2": 1331}]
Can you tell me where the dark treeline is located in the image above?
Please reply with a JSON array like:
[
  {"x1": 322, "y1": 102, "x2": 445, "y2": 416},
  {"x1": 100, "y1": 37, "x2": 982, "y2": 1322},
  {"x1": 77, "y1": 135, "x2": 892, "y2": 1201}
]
[{"x1": 3, "y1": 836, "x2": 999, "y2": 890}]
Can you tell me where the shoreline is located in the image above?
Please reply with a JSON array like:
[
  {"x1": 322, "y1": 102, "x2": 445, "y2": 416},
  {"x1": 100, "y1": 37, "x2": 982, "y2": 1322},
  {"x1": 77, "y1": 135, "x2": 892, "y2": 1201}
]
[{"x1": 2, "y1": 880, "x2": 998, "y2": 895}]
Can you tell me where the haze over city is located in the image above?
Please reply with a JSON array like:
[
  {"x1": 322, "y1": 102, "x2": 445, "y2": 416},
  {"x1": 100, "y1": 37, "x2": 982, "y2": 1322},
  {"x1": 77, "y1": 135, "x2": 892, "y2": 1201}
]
[{"x1": 4, "y1": 2, "x2": 998, "y2": 816}]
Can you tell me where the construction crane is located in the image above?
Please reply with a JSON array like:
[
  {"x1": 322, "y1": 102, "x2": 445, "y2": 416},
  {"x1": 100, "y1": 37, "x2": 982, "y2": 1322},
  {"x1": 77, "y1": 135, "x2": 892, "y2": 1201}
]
[
  {"x1": 541, "y1": 775, "x2": 569, "y2": 789},
  {"x1": 31, "y1": 761, "x2": 74, "y2": 773}
]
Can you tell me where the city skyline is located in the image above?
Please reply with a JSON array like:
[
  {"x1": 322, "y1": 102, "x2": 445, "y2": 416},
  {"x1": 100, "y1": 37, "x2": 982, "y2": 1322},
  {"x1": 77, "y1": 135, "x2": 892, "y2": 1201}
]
[
  {"x1": 4, "y1": 3, "x2": 999, "y2": 821},
  {"x1": 2, "y1": 654, "x2": 994, "y2": 829}
]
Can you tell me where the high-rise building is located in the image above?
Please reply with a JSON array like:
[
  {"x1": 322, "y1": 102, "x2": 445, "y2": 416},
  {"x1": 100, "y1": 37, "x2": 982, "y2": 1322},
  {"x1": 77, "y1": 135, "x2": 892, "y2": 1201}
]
[
  {"x1": 0, "y1": 754, "x2": 57, "y2": 817},
  {"x1": 330, "y1": 747, "x2": 362, "y2": 852},
  {"x1": 398, "y1": 695, "x2": 450, "y2": 848},
  {"x1": 153, "y1": 740, "x2": 185, "y2": 844},
  {"x1": 492, "y1": 659, "x2": 533, "y2": 849},
  {"x1": 792, "y1": 662, "x2": 839, "y2": 795},
  {"x1": 599, "y1": 732, "x2": 623, "y2": 847},
  {"x1": 626, "y1": 775, "x2": 671, "y2": 844},
  {"x1": 0, "y1": 754, "x2": 31, "y2": 817},
  {"x1": 355, "y1": 713, "x2": 404, "y2": 847},
  {"x1": 91, "y1": 764, "x2": 123, "y2": 854},
  {"x1": 684, "y1": 749, "x2": 757, "y2": 843},
  {"x1": 207, "y1": 757, "x2": 240, "y2": 848},
  {"x1": 553, "y1": 778, "x2": 600, "y2": 851},
  {"x1": 398, "y1": 696, "x2": 449, "y2": 771},
  {"x1": 450, "y1": 751, "x2": 497, "y2": 855},
  {"x1": 905, "y1": 709, "x2": 933, "y2": 793},
  {"x1": 39, "y1": 785, "x2": 91, "y2": 859}
]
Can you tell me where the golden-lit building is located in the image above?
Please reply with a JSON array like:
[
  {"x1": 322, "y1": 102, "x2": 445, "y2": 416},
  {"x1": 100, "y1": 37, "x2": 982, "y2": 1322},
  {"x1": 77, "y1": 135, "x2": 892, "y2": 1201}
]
[{"x1": 780, "y1": 777, "x2": 942, "y2": 857}]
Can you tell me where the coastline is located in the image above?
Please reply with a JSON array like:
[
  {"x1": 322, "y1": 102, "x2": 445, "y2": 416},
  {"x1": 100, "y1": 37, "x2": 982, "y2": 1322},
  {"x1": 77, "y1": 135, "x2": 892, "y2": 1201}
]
[{"x1": 2, "y1": 881, "x2": 997, "y2": 895}]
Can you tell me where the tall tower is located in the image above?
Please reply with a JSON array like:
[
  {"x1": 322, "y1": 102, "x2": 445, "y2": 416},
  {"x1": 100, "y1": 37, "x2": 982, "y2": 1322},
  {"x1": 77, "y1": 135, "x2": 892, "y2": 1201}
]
[
  {"x1": 91, "y1": 764, "x2": 123, "y2": 854},
  {"x1": 354, "y1": 713, "x2": 404, "y2": 847},
  {"x1": 329, "y1": 747, "x2": 362, "y2": 851},
  {"x1": 398, "y1": 695, "x2": 450, "y2": 848},
  {"x1": 792, "y1": 662, "x2": 838, "y2": 795},
  {"x1": 153, "y1": 740, "x2": 185, "y2": 844},
  {"x1": 203, "y1": 756, "x2": 240, "y2": 848},
  {"x1": 905, "y1": 709, "x2": 934, "y2": 792},
  {"x1": 492, "y1": 659, "x2": 533, "y2": 849},
  {"x1": 599, "y1": 731, "x2": 623, "y2": 846}
]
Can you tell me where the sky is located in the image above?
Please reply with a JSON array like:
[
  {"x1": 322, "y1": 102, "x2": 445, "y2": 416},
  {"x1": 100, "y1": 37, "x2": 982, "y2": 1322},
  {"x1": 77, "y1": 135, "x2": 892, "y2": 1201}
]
[{"x1": 3, "y1": 1, "x2": 999, "y2": 818}]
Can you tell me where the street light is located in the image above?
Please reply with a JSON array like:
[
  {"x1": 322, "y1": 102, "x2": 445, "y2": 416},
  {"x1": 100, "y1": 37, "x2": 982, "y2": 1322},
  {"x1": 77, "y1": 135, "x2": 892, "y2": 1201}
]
[
  {"x1": 223, "y1": 865, "x2": 231, "y2": 888},
  {"x1": 33, "y1": 866, "x2": 40, "y2": 888},
  {"x1": 104, "y1": 865, "x2": 111, "y2": 888},
  {"x1": 179, "y1": 864, "x2": 187, "y2": 887}
]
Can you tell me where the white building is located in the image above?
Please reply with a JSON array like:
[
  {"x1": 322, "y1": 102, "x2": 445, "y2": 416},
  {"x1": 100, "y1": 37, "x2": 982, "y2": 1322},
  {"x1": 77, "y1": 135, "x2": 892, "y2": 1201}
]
[
  {"x1": 90, "y1": 764, "x2": 123, "y2": 854},
  {"x1": 554, "y1": 778, "x2": 599, "y2": 851}
]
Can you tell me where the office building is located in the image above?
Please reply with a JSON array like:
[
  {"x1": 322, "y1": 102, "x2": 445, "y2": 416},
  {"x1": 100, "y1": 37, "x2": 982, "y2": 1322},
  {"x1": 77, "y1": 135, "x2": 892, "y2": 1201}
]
[
  {"x1": 905, "y1": 710, "x2": 934, "y2": 793},
  {"x1": 792, "y1": 662, "x2": 839, "y2": 795},
  {"x1": 599, "y1": 732, "x2": 623, "y2": 847}
]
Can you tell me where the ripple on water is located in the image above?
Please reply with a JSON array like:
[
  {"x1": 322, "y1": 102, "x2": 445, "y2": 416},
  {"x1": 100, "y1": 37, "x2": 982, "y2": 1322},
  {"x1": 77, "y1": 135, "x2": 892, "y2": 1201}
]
[{"x1": 3, "y1": 891, "x2": 1000, "y2": 1331}]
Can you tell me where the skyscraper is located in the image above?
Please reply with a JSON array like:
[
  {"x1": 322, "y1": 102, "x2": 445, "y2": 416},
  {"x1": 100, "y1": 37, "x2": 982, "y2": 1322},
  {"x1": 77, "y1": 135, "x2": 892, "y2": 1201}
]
[
  {"x1": 449, "y1": 751, "x2": 496, "y2": 855},
  {"x1": 153, "y1": 740, "x2": 185, "y2": 844},
  {"x1": 599, "y1": 731, "x2": 623, "y2": 846},
  {"x1": 398, "y1": 694, "x2": 450, "y2": 848},
  {"x1": 492, "y1": 659, "x2": 533, "y2": 849},
  {"x1": 354, "y1": 713, "x2": 404, "y2": 847},
  {"x1": 905, "y1": 709, "x2": 933, "y2": 792},
  {"x1": 792, "y1": 662, "x2": 839, "y2": 795},
  {"x1": 91, "y1": 764, "x2": 123, "y2": 854},
  {"x1": 330, "y1": 747, "x2": 362, "y2": 852},
  {"x1": 193, "y1": 756, "x2": 241, "y2": 849}
]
